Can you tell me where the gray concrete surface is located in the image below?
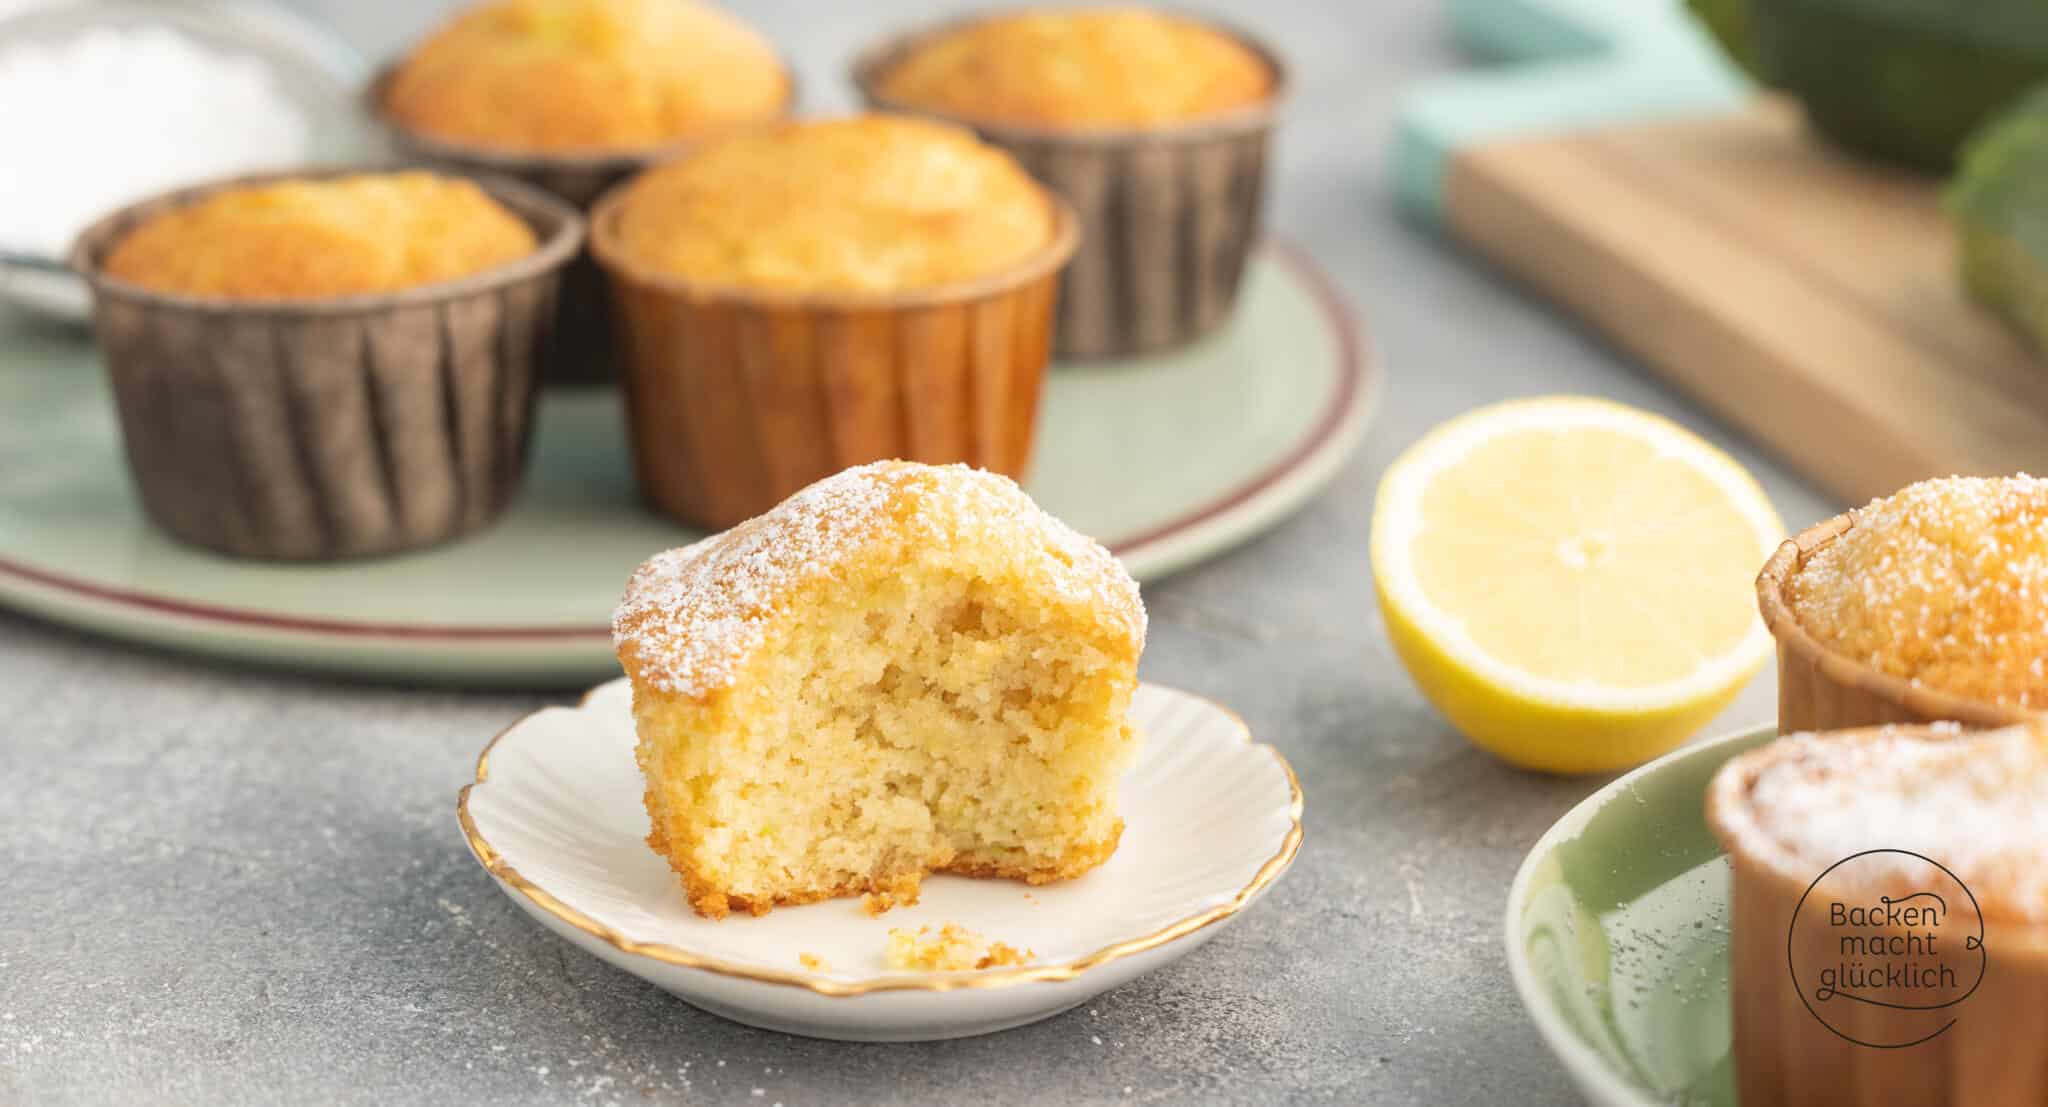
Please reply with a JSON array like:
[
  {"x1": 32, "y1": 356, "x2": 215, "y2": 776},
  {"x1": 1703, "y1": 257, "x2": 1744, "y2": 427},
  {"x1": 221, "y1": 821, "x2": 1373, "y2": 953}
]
[{"x1": 0, "y1": 1, "x2": 1836, "y2": 1103}]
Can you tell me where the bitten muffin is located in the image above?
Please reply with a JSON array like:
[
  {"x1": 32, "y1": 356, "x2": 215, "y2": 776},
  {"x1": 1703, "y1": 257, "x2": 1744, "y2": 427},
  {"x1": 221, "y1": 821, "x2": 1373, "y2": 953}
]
[
  {"x1": 101, "y1": 172, "x2": 537, "y2": 299},
  {"x1": 854, "y1": 7, "x2": 1286, "y2": 357},
  {"x1": 1761, "y1": 475, "x2": 2048, "y2": 730},
  {"x1": 590, "y1": 115, "x2": 1077, "y2": 530},
  {"x1": 1709, "y1": 723, "x2": 2048, "y2": 1106},
  {"x1": 608, "y1": 114, "x2": 1056, "y2": 293},
  {"x1": 612, "y1": 461, "x2": 1145, "y2": 919},
  {"x1": 872, "y1": 7, "x2": 1274, "y2": 128},
  {"x1": 382, "y1": 0, "x2": 788, "y2": 153}
]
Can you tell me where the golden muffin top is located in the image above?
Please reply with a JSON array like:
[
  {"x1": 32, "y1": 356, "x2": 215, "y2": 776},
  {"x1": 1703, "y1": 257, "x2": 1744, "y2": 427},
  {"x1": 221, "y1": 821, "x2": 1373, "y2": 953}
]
[
  {"x1": 1788, "y1": 475, "x2": 2048, "y2": 707},
  {"x1": 101, "y1": 172, "x2": 538, "y2": 300},
  {"x1": 384, "y1": 0, "x2": 788, "y2": 152},
  {"x1": 874, "y1": 7, "x2": 1274, "y2": 128},
  {"x1": 1710, "y1": 723, "x2": 2048, "y2": 923},
  {"x1": 606, "y1": 115, "x2": 1057, "y2": 294},
  {"x1": 614, "y1": 461, "x2": 1145, "y2": 698}
]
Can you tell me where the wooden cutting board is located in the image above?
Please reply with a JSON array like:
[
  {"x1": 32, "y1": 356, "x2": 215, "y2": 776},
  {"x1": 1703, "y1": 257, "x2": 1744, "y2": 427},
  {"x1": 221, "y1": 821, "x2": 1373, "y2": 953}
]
[{"x1": 1398, "y1": 0, "x2": 2048, "y2": 505}]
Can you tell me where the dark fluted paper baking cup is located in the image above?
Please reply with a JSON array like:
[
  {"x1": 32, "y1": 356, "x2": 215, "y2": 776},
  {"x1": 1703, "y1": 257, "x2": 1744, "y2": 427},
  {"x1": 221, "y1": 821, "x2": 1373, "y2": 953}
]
[
  {"x1": 852, "y1": 13, "x2": 1286, "y2": 359},
  {"x1": 589, "y1": 182, "x2": 1079, "y2": 531},
  {"x1": 365, "y1": 67, "x2": 798, "y2": 385},
  {"x1": 1757, "y1": 512, "x2": 2041, "y2": 732},
  {"x1": 71, "y1": 168, "x2": 582, "y2": 562}
]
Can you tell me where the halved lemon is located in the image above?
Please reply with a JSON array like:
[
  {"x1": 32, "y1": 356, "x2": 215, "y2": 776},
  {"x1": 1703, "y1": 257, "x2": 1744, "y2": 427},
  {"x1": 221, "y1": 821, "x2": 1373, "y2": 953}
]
[{"x1": 1371, "y1": 397, "x2": 1784, "y2": 774}]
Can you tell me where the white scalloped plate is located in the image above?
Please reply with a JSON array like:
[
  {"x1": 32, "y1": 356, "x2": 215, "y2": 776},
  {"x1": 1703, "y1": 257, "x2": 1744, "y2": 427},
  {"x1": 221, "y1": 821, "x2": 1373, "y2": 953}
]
[{"x1": 458, "y1": 679, "x2": 1303, "y2": 1041}]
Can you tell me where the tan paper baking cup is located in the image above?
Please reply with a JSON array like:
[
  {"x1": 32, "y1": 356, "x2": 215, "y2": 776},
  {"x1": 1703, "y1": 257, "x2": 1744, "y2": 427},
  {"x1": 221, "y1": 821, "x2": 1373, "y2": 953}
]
[
  {"x1": 1708, "y1": 729, "x2": 2048, "y2": 1107},
  {"x1": 365, "y1": 67, "x2": 799, "y2": 385},
  {"x1": 71, "y1": 168, "x2": 582, "y2": 562},
  {"x1": 588, "y1": 186, "x2": 1080, "y2": 531},
  {"x1": 851, "y1": 13, "x2": 1286, "y2": 359},
  {"x1": 1757, "y1": 512, "x2": 2040, "y2": 733}
]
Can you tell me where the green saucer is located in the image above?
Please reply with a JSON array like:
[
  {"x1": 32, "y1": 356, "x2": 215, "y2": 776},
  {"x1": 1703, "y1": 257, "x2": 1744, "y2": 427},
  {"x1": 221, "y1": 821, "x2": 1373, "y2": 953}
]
[
  {"x1": 0, "y1": 243, "x2": 1372, "y2": 685},
  {"x1": 1506, "y1": 725, "x2": 1777, "y2": 1107}
]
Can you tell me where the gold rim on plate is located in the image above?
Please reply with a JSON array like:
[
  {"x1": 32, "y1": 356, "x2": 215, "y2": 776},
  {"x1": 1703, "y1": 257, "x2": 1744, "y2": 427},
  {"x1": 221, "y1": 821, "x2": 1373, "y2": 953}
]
[{"x1": 454, "y1": 683, "x2": 1305, "y2": 997}]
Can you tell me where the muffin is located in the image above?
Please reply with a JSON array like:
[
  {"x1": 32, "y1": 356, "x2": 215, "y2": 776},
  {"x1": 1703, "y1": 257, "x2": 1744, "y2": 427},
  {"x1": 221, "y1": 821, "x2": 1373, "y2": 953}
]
[
  {"x1": 870, "y1": 8, "x2": 1273, "y2": 128},
  {"x1": 1709, "y1": 723, "x2": 2048, "y2": 1106},
  {"x1": 590, "y1": 115, "x2": 1078, "y2": 530},
  {"x1": 605, "y1": 115, "x2": 1054, "y2": 293},
  {"x1": 855, "y1": 7, "x2": 1286, "y2": 357},
  {"x1": 72, "y1": 169, "x2": 581, "y2": 560},
  {"x1": 1759, "y1": 475, "x2": 2048, "y2": 731},
  {"x1": 381, "y1": 0, "x2": 788, "y2": 155},
  {"x1": 102, "y1": 173, "x2": 536, "y2": 298},
  {"x1": 374, "y1": 0, "x2": 796, "y2": 385},
  {"x1": 612, "y1": 461, "x2": 1145, "y2": 919}
]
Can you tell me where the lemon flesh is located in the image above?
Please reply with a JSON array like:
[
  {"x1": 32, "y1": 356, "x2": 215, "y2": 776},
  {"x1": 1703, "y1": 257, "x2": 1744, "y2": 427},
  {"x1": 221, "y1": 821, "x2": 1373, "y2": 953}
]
[{"x1": 1371, "y1": 398, "x2": 1784, "y2": 774}]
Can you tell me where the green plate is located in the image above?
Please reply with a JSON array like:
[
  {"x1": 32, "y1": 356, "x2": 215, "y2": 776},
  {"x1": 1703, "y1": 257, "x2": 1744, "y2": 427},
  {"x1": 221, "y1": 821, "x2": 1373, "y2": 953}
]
[
  {"x1": 1506, "y1": 725, "x2": 1777, "y2": 1107},
  {"x1": 0, "y1": 243, "x2": 1373, "y2": 686}
]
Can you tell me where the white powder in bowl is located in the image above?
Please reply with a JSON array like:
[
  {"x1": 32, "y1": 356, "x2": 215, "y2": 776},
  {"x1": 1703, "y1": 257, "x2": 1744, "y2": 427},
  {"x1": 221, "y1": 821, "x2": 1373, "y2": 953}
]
[{"x1": 0, "y1": 24, "x2": 310, "y2": 257}]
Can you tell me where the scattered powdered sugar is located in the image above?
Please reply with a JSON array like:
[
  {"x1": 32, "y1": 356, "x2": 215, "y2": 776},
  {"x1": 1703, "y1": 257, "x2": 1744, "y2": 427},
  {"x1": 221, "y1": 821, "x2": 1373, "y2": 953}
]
[
  {"x1": 1749, "y1": 725, "x2": 2048, "y2": 920},
  {"x1": 613, "y1": 461, "x2": 1145, "y2": 696},
  {"x1": 1790, "y1": 475, "x2": 2048, "y2": 705}
]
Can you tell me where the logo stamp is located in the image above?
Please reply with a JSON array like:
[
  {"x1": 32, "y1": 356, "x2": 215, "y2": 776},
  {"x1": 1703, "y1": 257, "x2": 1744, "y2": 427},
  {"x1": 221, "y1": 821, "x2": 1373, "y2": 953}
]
[{"x1": 1786, "y1": 849, "x2": 1987, "y2": 1049}]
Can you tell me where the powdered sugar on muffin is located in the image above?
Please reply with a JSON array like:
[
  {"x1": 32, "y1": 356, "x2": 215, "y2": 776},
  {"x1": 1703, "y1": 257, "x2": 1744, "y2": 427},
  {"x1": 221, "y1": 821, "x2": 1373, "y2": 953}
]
[
  {"x1": 1715, "y1": 722, "x2": 2048, "y2": 923},
  {"x1": 614, "y1": 461, "x2": 1144, "y2": 698},
  {"x1": 1789, "y1": 475, "x2": 2048, "y2": 706}
]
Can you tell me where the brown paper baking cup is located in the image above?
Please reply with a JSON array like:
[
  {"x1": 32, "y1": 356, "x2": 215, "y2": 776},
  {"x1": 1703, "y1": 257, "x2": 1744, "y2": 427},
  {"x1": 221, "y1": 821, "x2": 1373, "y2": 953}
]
[
  {"x1": 365, "y1": 67, "x2": 798, "y2": 385},
  {"x1": 1708, "y1": 729, "x2": 2048, "y2": 1107},
  {"x1": 588, "y1": 188, "x2": 1079, "y2": 531},
  {"x1": 71, "y1": 168, "x2": 582, "y2": 562},
  {"x1": 851, "y1": 14, "x2": 1286, "y2": 359},
  {"x1": 1758, "y1": 512, "x2": 2040, "y2": 732}
]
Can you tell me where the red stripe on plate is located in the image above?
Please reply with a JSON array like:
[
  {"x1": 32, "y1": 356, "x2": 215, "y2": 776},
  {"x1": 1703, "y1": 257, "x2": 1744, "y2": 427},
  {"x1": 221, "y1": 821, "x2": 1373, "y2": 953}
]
[
  {"x1": 0, "y1": 239, "x2": 1368, "y2": 644},
  {"x1": 1105, "y1": 238, "x2": 1366, "y2": 557}
]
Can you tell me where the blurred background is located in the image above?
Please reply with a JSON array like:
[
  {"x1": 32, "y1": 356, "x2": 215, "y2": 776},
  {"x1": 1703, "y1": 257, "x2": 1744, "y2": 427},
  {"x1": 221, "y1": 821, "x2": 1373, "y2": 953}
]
[{"x1": 24, "y1": 0, "x2": 2048, "y2": 1102}]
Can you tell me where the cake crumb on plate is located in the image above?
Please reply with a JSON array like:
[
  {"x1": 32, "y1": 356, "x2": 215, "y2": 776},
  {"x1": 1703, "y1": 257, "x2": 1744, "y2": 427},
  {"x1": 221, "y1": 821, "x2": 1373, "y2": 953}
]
[
  {"x1": 860, "y1": 881, "x2": 920, "y2": 917},
  {"x1": 885, "y1": 922, "x2": 1034, "y2": 971},
  {"x1": 797, "y1": 952, "x2": 830, "y2": 972}
]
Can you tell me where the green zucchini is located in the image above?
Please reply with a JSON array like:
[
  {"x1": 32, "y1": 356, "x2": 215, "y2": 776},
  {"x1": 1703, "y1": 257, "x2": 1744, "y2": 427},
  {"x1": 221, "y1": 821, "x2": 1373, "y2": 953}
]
[
  {"x1": 1949, "y1": 85, "x2": 2048, "y2": 352},
  {"x1": 1686, "y1": 0, "x2": 2048, "y2": 171},
  {"x1": 1684, "y1": 0, "x2": 1761, "y2": 81}
]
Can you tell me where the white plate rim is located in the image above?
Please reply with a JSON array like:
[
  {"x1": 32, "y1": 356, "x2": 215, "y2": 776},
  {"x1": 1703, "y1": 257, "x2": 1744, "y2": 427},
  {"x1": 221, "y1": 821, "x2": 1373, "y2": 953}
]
[
  {"x1": 1501, "y1": 723, "x2": 1777, "y2": 1107},
  {"x1": 457, "y1": 678, "x2": 1305, "y2": 997}
]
